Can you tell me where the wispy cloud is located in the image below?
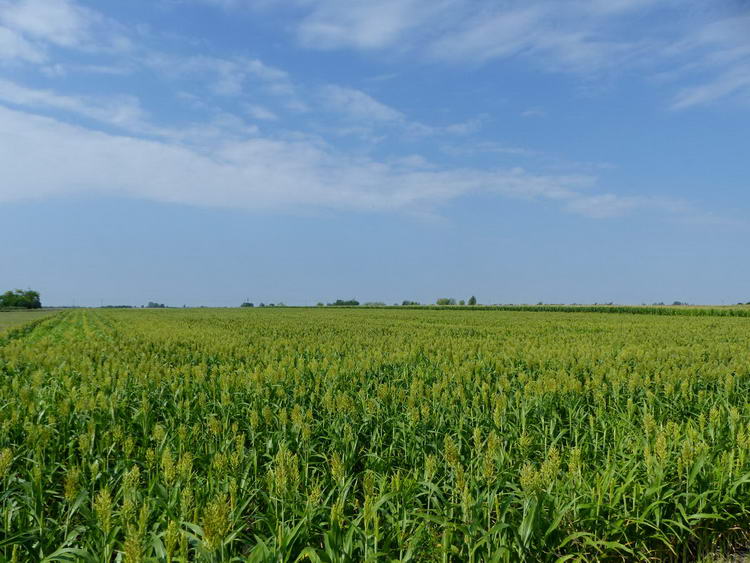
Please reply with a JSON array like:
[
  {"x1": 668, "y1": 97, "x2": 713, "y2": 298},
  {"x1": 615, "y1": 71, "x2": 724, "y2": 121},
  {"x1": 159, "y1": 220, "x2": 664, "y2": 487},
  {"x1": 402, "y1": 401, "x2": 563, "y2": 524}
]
[
  {"x1": 242, "y1": 0, "x2": 667, "y2": 73},
  {"x1": 320, "y1": 85, "x2": 404, "y2": 122},
  {"x1": 0, "y1": 78, "x2": 150, "y2": 131},
  {"x1": 200, "y1": 0, "x2": 750, "y2": 109},
  {"x1": 319, "y1": 84, "x2": 484, "y2": 140},
  {"x1": 295, "y1": 0, "x2": 442, "y2": 50},
  {"x1": 0, "y1": 24, "x2": 44, "y2": 62},
  {"x1": 0, "y1": 0, "x2": 94, "y2": 47},
  {"x1": 244, "y1": 103, "x2": 278, "y2": 120},
  {"x1": 667, "y1": 14, "x2": 750, "y2": 109},
  {"x1": 0, "y1": 0, "x2": 130, "y2": 56},
  {"x1": 0, "y1": 78, "x2": 262, "y2": 145},
  {"x1": 0, "y1": 0, "x2": 737, "y2": 227},
  {"x1": 0, "y1": 104, "x2": 649, "y2": 218},
  {"x1": 144, "y1": 53, "x2": 294, "y2": 97},
  {"x1": 672, "y1": 68, "x2": 750, "y2": 109}
]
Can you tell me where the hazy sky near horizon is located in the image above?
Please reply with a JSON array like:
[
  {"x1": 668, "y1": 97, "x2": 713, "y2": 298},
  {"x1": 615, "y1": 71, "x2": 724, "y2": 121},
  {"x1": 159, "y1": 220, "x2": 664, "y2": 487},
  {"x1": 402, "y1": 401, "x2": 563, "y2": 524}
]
[{"x1": 1, "y1": 0, "x2": 749, "y2": 306}]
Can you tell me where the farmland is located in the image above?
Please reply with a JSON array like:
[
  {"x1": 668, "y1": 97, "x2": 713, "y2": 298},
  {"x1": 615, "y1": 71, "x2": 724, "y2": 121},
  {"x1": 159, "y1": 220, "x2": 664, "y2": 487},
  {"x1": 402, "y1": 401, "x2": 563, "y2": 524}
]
[
  {"x1": 2, "y1": 308, "x2": 750, "y2": 561},
  {"x1": 0, "y1": 309, "x2": 58, "y2": 334}
]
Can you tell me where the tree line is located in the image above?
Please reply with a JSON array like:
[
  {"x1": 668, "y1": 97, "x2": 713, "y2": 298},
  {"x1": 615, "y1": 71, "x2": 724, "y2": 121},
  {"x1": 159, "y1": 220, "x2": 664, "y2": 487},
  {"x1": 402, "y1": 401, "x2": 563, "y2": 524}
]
[{"x1": 239, "y1": 297, "x2": 480, "y2": 307}]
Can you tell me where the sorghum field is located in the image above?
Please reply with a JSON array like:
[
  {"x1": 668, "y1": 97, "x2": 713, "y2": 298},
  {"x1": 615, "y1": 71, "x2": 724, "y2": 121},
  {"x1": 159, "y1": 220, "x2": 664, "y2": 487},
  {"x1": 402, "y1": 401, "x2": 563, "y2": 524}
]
[
  {"x1": 2, "y1": 308, "x2": 750, "y2": 562},
  {"x1": 0, "y1": 310, "x2": 57, "y2": 334}
]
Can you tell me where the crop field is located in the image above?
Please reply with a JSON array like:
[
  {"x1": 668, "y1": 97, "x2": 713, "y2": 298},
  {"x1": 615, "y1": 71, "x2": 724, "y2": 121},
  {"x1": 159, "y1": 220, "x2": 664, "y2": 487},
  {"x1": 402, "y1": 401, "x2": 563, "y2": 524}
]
[
  {"x1": 0, "y1": 310, "x2": 58, "y2": 334},
  {"x1": 2, "y1": 308, "x2": 750, "y2": 561}
]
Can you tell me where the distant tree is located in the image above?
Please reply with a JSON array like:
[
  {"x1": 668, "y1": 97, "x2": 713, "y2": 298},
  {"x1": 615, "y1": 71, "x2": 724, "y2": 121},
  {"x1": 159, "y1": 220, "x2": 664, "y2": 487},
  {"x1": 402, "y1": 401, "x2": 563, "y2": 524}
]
[
  {"x1": 458, "y1": 300, "x2": 465, "y2": 306},
  {"x1": 241, "y1": 302, "x2": 254, "y2": 308},
  {"x1": 316, "y1": 302, "x2": 324, "y2": 307},
  {"x1": 146, "y1": 302, "x2": 166, "y2": 308},
  {"x1": 468, "y1": 295, "x2": 477, "y2": 306},
  {"x1": 328, "y1": 299, "x2": 360, "y2": 306},
  {"x1": 259, "y1": 303, "x2": 266, "y2": 307},
  {"x1": 436, "y1": 298, "x2": 456, "y2": 306},
  {"x1": 0, "y1": 289, "x2": 42, "y2": 309},
  {"x1": 402, "y1": 300, "x2": 420, "y2": 306}
]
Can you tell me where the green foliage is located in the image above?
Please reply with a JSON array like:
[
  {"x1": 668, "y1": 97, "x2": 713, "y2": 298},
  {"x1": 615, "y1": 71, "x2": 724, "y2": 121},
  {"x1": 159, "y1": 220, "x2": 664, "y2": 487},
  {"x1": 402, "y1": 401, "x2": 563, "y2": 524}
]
[
  {"x1": 436, "y1": 297, "x2": 456, "y2": 305},
  {"x1": 240, "y1": 302, "x2": 254, "y2": 308},
  {"x1": 327, "y1": 299, "x2": 360, "y2": 306},
  {"x1": 468, "y1": 295, "x2": 477, "y2": 306},
  {"x1": 1, "y1": 308, "x2": 750, "y2": 561},
  {"x1": 0, "y1": 289, "x2": 41, "y2": 309}
]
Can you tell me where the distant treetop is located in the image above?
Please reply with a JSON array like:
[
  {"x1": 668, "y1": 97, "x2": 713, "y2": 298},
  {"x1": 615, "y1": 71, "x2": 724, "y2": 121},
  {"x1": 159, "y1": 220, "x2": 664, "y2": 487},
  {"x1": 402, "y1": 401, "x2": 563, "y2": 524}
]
[
  {"x1": 1, "y1": 289, "x2": 41, "y2": 309},
  {"x1": 328, "y1": 299, "x2": 359, "y2": 306}
]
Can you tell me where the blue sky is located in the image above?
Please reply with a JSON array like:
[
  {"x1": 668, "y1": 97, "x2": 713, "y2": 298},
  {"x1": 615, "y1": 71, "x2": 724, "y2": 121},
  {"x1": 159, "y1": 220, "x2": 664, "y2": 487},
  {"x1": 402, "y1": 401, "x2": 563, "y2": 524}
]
[{"x1": 1, "y1": 0, "x2": 748, "y2": 306}]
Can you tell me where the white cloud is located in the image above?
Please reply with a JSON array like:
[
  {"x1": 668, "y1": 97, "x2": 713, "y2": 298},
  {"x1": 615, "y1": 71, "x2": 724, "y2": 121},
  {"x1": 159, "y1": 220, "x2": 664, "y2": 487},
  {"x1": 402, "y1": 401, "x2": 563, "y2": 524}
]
[
  {"x1": 145, "y1": 53, "x2": 296, "y2": 100},
  {"x1": 427, "y1": 6, "x2": 544, "y2": 64},
  {"x1": 0, "y1": 79, "x2": 153, "y2": 132},
  {"x1": 672, "y1": 68, "x2": 750, "y2": 109},
  {"x1": 200, "y1": 0, "x2": 750, "y2": 109},
  {"x1": 244, "y1": 103, "x2": 277, "y2": 120},
  {"x1": 0, "y1": 0, "x2": 130, "y2": 57},
  {"x1": 0, "y1": 78, "x2": 263, "y2": 145},
  {"x1": 319, "y1": 84, "x2": 483, "y2": 140},
  {"x1": 242, "y1": 0, "x2": 669, "y2": 74},
  {"x1": 320, "y1": 85, "x2": 404, "y2": 122},
  {"x1": 0, "y1": 0, "x2": 733, "y2": 225},
  {"x1": 667, "y1": 14, "x2": 750, "y2": 109},
  {"x1": 0, "y1": 0, "x2": 93, "y2": 47},
  {"x1": 0, "y1": 24, "x2": 44, "y2": 62},
  {"x1": 0, "y1": 104, "x2": 639, "y2": 217},
  {"x1": 295, "y1": 0, "x2": 442, "y2": 50}
]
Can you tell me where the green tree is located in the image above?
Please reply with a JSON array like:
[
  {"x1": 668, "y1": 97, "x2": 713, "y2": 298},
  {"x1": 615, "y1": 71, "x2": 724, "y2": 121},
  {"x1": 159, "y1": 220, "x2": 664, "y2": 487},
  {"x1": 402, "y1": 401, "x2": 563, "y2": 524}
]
[
  {"x1": 436, "y1": 298, "x2": 456, "y2": 306},
  {"x1": 0, "y1": 289, "x2": 42, "y2": 309},
  {"x1": 468, "y1": 295, "x2": 477, "y2": 306},
  {"x1": 328, "y1": 299, "x2": 360, "y2": 306}
]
